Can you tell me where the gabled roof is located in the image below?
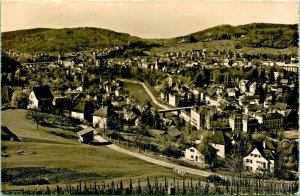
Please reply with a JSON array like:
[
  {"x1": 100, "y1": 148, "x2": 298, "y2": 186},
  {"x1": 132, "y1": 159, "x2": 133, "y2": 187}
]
[
  {"x1": 167, "y1": 126, "x2": 182, "y2": 137},
  {"x1": 72, "y1": 103, "x2": 85, "y2": 113},
  {"x1": 77, "y1": 127, "x2": 94, "y2": 136},
  {"x1": 32, "y1": 86, "x2": 54, "y2": 100},
  {"x1": 92, "y1": 107, "x2": 108, "y2": 118},
  {"x1": 244, "y1": 145, "x2": 275, "y2": 161},
  {"x1": 264, "y1": 140, "x2": 277, "y2": 151},
  {"x1": 210, "y1": 131, "x2": 229, "y2": 145},
  {"x1": 279, "y1": 79, "x2": 288, "y2": 84},
  {"x1": 247, "y1": 104, "x2": 262, "y2": 111}
]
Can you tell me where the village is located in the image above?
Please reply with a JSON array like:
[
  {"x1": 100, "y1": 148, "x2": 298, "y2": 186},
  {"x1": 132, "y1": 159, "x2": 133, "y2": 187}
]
[{"x1": 2, "y1": 45, "x2": 298, "y2": 182}]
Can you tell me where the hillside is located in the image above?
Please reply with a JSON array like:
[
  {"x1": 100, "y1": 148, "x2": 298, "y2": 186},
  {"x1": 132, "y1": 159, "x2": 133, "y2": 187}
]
[
  {"x1": 2, "y1": 23, "x2": 298, "y2": 53},
  {"x1": 2, "y1": 27, "x2": 142, "y2": 53},
  {"x1": 181, "y1": 23, "x2": 298, "y2": 49},
  {"x1": 1, "y1": 109, "x2": 183, "y2": 190}
]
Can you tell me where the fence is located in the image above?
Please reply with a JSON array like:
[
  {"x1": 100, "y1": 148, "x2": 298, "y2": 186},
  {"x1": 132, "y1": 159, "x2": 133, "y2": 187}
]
[{"x1": 3, "y1": 177, "x2": 298, "y2": 195}]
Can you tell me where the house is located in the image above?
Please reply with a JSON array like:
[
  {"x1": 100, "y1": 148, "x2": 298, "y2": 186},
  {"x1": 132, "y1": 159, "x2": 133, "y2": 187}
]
[
  {"x1": 243, "y1": 147, "x2": 275, "y2": 173},
  {"x1": 168, "y1": 91, "x2": 179, "y2": 107},
  {"x1": 92, "y1": 106, "x2": 108, "y2": 129},
  {"x1": 77, "y1": 127, "x2": 94, "y2": 143},
  {"x1": 229, "y1": 114, "x2": 243, "y2": 132},
  {"x1": 239, "y1": 80, "x2": 250, "y2": 93},
  {"x1": 163, "y1": 125, "x2": 182, "y2": 139},
  {"x1": 190, "y1": 107, "x2": 201, "y2": 130},
  {"x1": 262, "y1": 113, "x2": 284, "y2": 131},
  {"x1": 242, "y1": 115, "x2": 259, "y2": 133},
  {"x1": 248, "y1": 82, "x2": 257, "y2": 95},
  {"x1": 209, "y1": 131, "x2": 230, "y2": 158},
  {"x1": 52, "y1": 97, "x2": 72, "y2": 114},
  {"x1": 205, "y1": 112, "x2": 229, "y2": 131},
  {"x1": 184, "y1": 147, "x2": 205, "y2": 163},
  {"x1": 71, "y1": 102, "x2": 94, "y2": 122},
  {"x1": 27, "y1": 86, "x2": 54, "y2": 112},
  {"x1": 227, "y1": 88, "x2": 236, "y2": 97}
]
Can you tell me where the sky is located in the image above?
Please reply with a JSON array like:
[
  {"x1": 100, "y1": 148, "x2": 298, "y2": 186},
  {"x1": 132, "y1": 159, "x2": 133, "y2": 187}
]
[{"x1": 1, "y1": 0, "x2": 298, "y2": 38}]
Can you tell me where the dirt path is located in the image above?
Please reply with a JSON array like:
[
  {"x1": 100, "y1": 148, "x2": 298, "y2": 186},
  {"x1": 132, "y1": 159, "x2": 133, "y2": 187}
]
[{"x1": 94, "y1": 135, "x2": 214, "y2": 177}]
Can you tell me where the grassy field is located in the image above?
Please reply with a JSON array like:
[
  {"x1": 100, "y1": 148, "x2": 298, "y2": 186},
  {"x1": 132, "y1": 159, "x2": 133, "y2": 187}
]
[
  {"x1": 1, "y1": 109, "x2": 184, "y2": 191},
  {"x1": 1, "y1": 109, "x2": 77, "y2": 144},
  {"x1": 124, "y1": 82, "x2": 151, "y2": 104}
]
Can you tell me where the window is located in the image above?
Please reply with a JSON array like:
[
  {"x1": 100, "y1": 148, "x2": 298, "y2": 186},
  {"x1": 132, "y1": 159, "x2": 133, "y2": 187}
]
[
  {"x1": 246, "y1": 166, "x2": 252, "y2": 171},
  {"x1": 190, "y1": 149, "x2": 194, "y2": 152},
  {"x1": 191, "y1": 155, "x2": 194, "y2": 159},
  {"x1": 246, "y1": 159, "x2": 252, "y2": 163}
]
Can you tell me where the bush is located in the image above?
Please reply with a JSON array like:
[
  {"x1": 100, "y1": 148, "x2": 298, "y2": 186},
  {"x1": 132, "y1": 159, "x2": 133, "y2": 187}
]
[
  {"x1": 107, "y1": 132, "x2": 124, "y2": 141},
  {"x1": 12, "y1": 177, "x2": 50, "y2": 185},
  {"x1": 161, "y1": 146, "x2": 183, "y2": 158},
  {"x1": 206, "y1": 174, "x2": 223, "y2": 183}
]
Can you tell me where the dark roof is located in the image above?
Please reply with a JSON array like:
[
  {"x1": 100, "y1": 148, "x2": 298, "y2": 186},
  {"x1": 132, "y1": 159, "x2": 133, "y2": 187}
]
[
  {"x1": 244, "y1": 145, "x2": 275, "y2": 161},
  {"x1": 167, "y1": 126, "x2": 182, "y2": 137},
  {"x1": 264, "y1": 140, "x2": 277, "y2": 151},
  {"x1": 33, "y1": 86, "x2": 53, "y2": 100},
  {"x1": 92, "y1": 107, "x2": 108, "y2": 118},
  {"x1": 247, "y1": 104, "x2": 262, "y2": 111},
  {"x1": 210, "y1": 131, "x2": 228, "y2": 145},
  {"x1": 264, "y1": 113, "x2": 283, "y2": 119},
  {"x1": 72, "y1": 103, "x2": 85, "y2": 113}
]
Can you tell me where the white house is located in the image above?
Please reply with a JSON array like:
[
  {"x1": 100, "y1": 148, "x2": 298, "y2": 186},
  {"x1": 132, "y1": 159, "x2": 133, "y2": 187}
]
[
  {"x1": 210, "y1": 131, "x2": 229, "y2": 158},
  {"x1": 27, "y1": 86, "x2": 54, "y2": 112},
  {"x1": 169, "y1": 92, "x2": 179, "y2": 107},
  {"x1": 71, "y1": 103, "x2": 85, "y2": 121},
  {"x1": 190, "y1": 108, "x2": 201, "y2": 130},
  {"x1": 249, "y1": 82, "x2": 257, "y2": 95},
  {"x1": 92, "y1": 106, "x2": 108, "y2": 129},
  {"x1": 243, "y1": 147, "x2": 275, "y2": 173},
  {"x1": 239, "y1": 80, "x2": 249, "y2": 93},
  {"x1": 184, "y1": 147, "x2": 205, "y2": 163},
  {"x1": 227, "y1": 88, "x2": 236, "y2": 97}
]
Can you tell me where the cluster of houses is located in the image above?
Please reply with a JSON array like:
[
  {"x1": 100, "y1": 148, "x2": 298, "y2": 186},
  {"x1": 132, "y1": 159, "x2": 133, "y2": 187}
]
[
  {"x1": 4, "y1": 47, "x2": 298, "y2": 175},
  {"x1": 184, "y1": 130, "x2": 281, "y2": 173}
]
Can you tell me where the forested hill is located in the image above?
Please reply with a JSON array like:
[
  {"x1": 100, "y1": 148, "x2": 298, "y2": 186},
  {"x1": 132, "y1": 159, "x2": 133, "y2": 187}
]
[
  {"x1": 2, "y1": 23, "x2": 298, "y2": 53},
  {"x1": 2, "y1": 27, "x2": 142, "y2": 53},
  {"x1": 181, "y1": 23, "x2": 298, "y2": 49}
]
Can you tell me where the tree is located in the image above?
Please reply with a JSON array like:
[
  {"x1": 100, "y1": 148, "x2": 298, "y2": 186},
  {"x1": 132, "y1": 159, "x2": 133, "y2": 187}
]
[
  {"x1": 11, "y1": 90, "x2": 29, "y2": 109},
  {"x1": 26, "y1": 109, "x2": 46, "y2": 130},
  {"x1": 225, "y1": 148, "x2": 245, "y2": 178},
  {"x1": 199, "y1": 135, "x2": 218, "y2": 167},
  {"x1": 201, "y1": 145, "x2": 218, "y2": 168}
]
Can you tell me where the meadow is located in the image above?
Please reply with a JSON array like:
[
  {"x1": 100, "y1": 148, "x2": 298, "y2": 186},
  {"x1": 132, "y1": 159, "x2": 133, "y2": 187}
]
[{"x1": 1, "y1": 109, "x2": 183, "y2": 191}]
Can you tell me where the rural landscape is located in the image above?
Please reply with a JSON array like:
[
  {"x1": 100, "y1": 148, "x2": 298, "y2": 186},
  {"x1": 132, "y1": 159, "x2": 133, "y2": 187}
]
[{"x1": 1, "y1": 2, "x2": 299, "y2": 195}]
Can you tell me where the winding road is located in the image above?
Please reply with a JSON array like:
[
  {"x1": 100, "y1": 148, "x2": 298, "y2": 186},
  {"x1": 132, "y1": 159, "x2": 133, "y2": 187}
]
[
  {"x1": 96, "y1": 79, "x2": 212, "y2": 177},
  {"x1": 94, "y1": 135, "x2": 214, "y2": 177}
]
